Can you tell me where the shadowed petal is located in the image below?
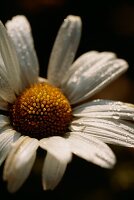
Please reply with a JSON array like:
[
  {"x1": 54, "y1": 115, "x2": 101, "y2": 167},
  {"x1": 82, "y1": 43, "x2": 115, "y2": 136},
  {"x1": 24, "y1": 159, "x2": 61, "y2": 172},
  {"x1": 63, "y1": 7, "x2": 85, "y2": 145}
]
[
  {"x1": 70, "y1": 117, "x2": 134, "y2": 147},
  {"x1": 6, "y1": 16, "x2": 39, "y2": 89},
  {"x1": 0, "y1": 21, "x2": 22, "y2": 94},
  {"x1": 66, "y1": 132, "x2": 116, "y2": 168},
  {"x1": 40, "y1": 136, "x2": 72, "y2": 190},
  {"x1": 0, "y1": 115, "x2": 10, "y2": 129},
  {"x1": 0, "y1": 54, "x2": 15, "y2": 103},
  {"x1": 47, "y1": 15, "x2": 82, "y2": 87},
  {"x1": 3, "y1": 136, "x2": 38, "y2": 193},
  {"x1": 0, "y1": 61, "x2": 16, "y2": 102},
  {"x1": 63, "y1": 52, "x2": 128, "y2": 105},
  {"x1": 0, "y1": 96, "x2": 8, "y2": 110},
  {"x1": 0, "y1": 127, "x2": 20, "y2": 165}
]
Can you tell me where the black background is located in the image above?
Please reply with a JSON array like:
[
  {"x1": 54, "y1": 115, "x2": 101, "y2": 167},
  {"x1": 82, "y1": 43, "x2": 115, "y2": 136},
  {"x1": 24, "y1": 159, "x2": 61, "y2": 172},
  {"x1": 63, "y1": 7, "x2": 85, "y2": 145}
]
[{"x1": 0, "y1": 0, "x2": 134, "y2": 199}]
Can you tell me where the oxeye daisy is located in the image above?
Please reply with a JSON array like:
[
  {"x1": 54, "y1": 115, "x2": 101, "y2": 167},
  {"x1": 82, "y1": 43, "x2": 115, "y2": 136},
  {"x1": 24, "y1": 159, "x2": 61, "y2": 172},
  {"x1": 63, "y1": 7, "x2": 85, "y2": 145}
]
[{"x1": 0, "y1": 14, "x2": 134, "y2": 193}]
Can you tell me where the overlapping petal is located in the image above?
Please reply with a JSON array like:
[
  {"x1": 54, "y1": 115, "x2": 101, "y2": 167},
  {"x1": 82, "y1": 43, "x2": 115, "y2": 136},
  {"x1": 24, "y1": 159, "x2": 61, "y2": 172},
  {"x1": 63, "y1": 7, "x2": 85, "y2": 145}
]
[
  {"x1": 0, "y1": 127, "x2": 20, "y2": 166},
  {"x1": 62, "y1": 52, "x2": 128, "y2": 104},
  {"x1": 70, "y1": 117, "x2": 134, "y2": 147},
  {"x1": 40, "y1": 136, "x2": 72, "y2": 190},
  {"x1": 66, "y1": 132, "x2": 116, "y2": 168},
  {"x1": 61, "y1": 51, "x2": 115, "y2": 88},
  {"x1": 73, "y1": 99, "x2": 134, "y2": 120},
  {"x1": 6, "y1": 15, "x2": 39, "y2": 89},
  {"x1": 0, "y1": 21, "x2": 22, "y2": 94},
  {"x1": 47, "y1": 15, "x2": 82, "y2": 87}
]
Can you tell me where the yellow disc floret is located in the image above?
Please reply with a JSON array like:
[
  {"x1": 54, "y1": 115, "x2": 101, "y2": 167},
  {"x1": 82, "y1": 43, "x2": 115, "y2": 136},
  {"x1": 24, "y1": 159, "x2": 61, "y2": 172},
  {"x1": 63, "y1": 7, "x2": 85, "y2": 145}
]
[{"x1": 8, "y1": 82, "x2": 72, "y2": 139}]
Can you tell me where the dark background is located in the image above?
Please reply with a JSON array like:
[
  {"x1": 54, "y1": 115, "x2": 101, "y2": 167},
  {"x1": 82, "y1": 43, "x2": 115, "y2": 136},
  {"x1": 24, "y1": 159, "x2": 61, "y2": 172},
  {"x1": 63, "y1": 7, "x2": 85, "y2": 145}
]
[
  {"x1": 1, "y1": 0, "x2": 134, "y2": 78},
  {"x1": 0, "y1": 0, "x2": 134, "y2": 199}
]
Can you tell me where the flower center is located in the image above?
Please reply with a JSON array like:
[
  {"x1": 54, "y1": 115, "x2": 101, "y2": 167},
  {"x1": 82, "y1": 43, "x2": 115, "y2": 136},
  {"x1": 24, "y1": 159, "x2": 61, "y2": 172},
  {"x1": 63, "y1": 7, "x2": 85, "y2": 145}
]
[{"x1": 8, "y1": 82, "x2": 72, "y2": 139}]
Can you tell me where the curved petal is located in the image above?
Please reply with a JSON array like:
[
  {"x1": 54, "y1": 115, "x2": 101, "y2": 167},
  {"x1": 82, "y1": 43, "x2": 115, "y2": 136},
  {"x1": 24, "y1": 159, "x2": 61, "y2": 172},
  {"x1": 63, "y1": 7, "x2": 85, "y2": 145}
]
[
  {"x1": 63, "y1": 52, "x2": 128, "y2": 105},
  {"x1": 3, "y1": 136, "x2": 38, "y2": 193},
  {"x1": 66, "y1": 132, "x2": 116, "y2": 168},
  {"x1": 73, "y1": 99, "x2": 134, "y2": 121},
  {"x1": 0, "y1": 21, "x2": 22, "y2": 94},
  {"x1": 70, "y1": 117, "x2": 134, "y2": 147},
  {"x1": 47, "y1": 15, "x2": 82, "y2": 87},
  {"x1": 0, "y1": 127, "x2": 20, "y2": 165},
  {"x1": 40, "y1": 136, "x2": 72, "y2": 190},
  {"x1": 6, "y1": 15, "x2": 39, "y2": 89}
]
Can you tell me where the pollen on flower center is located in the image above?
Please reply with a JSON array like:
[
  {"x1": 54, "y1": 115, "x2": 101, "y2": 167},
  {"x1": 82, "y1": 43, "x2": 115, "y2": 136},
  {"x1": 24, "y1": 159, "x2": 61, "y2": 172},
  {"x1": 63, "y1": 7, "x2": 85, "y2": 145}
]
[{"x1": 8, "y1": 82, "x2": 72, "y2": 139}]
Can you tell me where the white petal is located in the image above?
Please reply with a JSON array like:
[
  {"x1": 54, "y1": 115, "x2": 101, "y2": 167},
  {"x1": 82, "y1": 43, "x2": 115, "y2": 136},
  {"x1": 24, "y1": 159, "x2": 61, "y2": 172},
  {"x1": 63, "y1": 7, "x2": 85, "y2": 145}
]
[
  {"x1": 66, "y1": 132, "x2": 116, "y2": 168},
  {"x1": 3, "y1": 136, "x2": 38, "y2": 193},
  {"x1": 47, "y1": 15, "x2": 82, "y2": 87},
  {"x1": 0, "y1": 21, "x2": 22, "y2": 94},
  {"x1": 63, "y1": 52, "x2": 128, "y2": 104},
  {"x1": 73, "y1": 99, "x2": 134, "y2": 121},
  {"x1": 70, "y1": 117, "x2": 134, "y2": 147},
  {"x1": 0, "y1": 127, "x2": 20, "y2": 165},
  {"x1": 0, "y1": 115, "x2": 10, "y2": 129},
  {"x1": 6, "y1": 15, "x2": 39, "y2": 89},
  {"x1": 40, "y1": 136, "x2": 72, "y2": 190}
]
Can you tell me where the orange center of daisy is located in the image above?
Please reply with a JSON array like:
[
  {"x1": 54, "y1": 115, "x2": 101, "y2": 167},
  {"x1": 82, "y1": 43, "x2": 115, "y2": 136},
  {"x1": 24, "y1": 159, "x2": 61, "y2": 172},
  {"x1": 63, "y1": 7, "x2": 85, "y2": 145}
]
[{"x1": 8, "y1": 82, "x2": 72, "y2": 139}]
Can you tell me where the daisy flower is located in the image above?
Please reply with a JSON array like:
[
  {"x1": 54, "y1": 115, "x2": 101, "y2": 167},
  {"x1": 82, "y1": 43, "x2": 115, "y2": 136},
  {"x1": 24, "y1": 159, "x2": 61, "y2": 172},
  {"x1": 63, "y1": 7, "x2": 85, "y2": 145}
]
[{"x1": 0, "y1": 14, "x2": 134, "y2": 193}]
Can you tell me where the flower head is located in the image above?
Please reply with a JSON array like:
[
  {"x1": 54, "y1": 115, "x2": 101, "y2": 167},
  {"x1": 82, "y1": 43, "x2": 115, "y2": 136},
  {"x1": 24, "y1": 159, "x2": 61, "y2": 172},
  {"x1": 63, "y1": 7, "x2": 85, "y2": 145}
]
[{"x1": 0, "y1": 15, "x2": 134, "y2": 193}]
